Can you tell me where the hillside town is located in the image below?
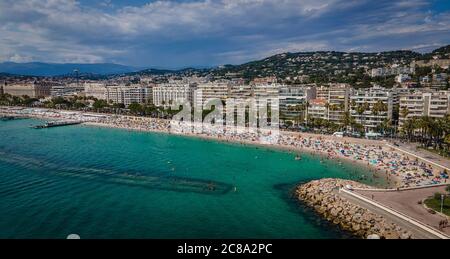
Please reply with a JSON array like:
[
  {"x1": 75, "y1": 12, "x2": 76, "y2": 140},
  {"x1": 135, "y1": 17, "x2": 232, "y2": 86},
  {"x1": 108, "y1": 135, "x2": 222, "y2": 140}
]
[{"x1": 1, "y1": 47, "x2": 450, "y2": 156}]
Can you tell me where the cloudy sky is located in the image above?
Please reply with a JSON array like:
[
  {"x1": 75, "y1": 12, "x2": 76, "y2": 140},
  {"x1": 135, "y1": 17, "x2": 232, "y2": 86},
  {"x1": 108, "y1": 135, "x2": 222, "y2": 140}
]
[{"x1": 0, "y1": 0, "x2": 449, "y2": 68}]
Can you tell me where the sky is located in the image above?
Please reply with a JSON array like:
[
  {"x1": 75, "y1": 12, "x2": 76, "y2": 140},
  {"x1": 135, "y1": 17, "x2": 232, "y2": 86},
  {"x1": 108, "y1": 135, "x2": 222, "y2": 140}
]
[{"x1": 0, "y1": 0, "x2": 449, "y2": 69}]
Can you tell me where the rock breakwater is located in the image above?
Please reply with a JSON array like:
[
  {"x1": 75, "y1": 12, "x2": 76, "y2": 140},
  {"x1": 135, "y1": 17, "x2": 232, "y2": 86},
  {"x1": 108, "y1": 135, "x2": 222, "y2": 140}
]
[{"x1": 296, "y1": 178, "x2": 413, "y2": 239}]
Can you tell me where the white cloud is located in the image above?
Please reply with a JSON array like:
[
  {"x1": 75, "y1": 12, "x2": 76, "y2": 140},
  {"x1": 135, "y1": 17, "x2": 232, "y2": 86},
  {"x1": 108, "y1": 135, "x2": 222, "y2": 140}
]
[
  {"x1": 3, "y1": 54, "x2": 34, "y2": 63},
  {"x1": 0, "y1": 0, "x2": 449, "y2": 66}
]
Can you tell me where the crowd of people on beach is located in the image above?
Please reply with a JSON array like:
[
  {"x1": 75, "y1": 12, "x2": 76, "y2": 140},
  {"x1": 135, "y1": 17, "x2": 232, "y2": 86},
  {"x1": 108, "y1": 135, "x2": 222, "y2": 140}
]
[
  {"x1": 3, "y1": 107, "x2": 449, "y2": 188},
  {"x1": 278, "y1": 134, "x2": 448, "y2": 187}
]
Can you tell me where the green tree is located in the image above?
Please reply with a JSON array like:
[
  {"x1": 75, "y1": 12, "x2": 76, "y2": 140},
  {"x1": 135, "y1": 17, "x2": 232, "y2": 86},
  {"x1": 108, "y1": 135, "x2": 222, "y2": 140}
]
[
  {"x1": 93, "y1": 99, "x2": 108, "y2": 110},
  {"x1": 128, "y1": 103, "x2": 143, "y2": 115}
]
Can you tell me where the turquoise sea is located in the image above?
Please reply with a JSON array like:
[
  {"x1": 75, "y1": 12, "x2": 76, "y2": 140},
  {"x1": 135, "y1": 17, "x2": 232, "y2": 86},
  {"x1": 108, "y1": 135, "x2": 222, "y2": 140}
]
[{"x1": 0, "y1": 119, "x2": 385, "y2": 239}]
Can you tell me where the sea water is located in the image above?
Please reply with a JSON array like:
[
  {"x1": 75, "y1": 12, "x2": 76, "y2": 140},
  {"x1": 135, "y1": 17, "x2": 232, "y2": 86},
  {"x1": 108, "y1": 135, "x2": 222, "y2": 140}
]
[{"x1": 0, "y1": 119, "x2": 385, "y2": 239}]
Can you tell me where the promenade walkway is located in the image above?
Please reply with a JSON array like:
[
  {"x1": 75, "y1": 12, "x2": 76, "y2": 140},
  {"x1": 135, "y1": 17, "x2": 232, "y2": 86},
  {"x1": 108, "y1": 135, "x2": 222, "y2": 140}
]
[{"x1": 353, "y1": 185, "x2": 450, "y2": 237}]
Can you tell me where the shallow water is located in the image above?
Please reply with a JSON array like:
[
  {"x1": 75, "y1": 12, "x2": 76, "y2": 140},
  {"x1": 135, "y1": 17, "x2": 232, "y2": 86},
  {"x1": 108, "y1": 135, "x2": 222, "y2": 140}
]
[{"x1": 0, "y1": 119, "x2": 385, "y2": 238}]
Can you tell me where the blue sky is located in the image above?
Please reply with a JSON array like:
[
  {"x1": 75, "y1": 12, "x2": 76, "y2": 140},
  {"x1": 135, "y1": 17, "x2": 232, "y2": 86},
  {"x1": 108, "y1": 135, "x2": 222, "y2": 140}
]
[{"x1": 0, "y1": 0, "x2": 449, "y2": 68}]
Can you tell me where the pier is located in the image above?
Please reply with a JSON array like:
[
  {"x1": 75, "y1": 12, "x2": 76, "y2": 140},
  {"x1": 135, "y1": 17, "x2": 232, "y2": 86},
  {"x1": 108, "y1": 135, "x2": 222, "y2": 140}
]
[{"x1": 32, "y1": 120, "x2": 83, "y2": 129}]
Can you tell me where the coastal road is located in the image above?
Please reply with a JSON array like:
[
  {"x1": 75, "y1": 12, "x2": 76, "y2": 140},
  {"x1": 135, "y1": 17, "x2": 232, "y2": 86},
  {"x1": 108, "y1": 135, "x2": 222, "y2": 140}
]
[{"x1": 338, "y1": 188, "x2": 449, "y2": 239}]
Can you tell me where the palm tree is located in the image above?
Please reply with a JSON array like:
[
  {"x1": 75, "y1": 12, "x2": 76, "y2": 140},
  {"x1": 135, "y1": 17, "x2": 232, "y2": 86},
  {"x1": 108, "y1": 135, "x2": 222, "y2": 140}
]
[
  {"x1": 402, "y1": 118, "x2": 417, "y2": 141},
  {"x1": 372, "y1": 100, "x2": 388, "y2": 116},
  {"x1": 418, "y1": 116, "x2": 434, "y2": 147},
  {"x1": 290, "y1": 103, "x2": 307, "y2": 127},
  {"x1": 377, "y1": 118, "x2": 392, "y2": 135},
  {"x1": 400, "y1": 107, "x2": 409, "y2": 121},
  {"x1": 305, "y1": 101, "x2": 310, "y2": 127},
  {"x1": 355, "y1": 102, "x2": 369, "y2": 132},
  {"x1": 341, "y1": 111, "x2": 352, "y2": 132}
]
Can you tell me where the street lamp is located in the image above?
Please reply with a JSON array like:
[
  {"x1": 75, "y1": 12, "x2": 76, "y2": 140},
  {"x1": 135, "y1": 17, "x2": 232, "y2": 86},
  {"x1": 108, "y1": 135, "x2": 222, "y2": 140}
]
[{"x1": 441, "y1": 194, "x2": 445, "y2": 214}]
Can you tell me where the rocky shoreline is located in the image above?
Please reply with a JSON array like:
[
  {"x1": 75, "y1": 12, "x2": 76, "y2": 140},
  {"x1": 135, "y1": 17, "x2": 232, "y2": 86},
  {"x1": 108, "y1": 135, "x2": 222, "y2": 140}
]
[{"x1": 296, "y1": 178, "x2": 414, "y2": 239}]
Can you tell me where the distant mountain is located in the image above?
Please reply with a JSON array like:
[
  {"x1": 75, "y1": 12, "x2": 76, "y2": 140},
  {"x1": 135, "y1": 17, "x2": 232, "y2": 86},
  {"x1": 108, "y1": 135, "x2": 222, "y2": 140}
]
[
  {"x1": 0, "y1": 62, "x2": 140, "y2": 76},
  {"x1": 129, "y1": 67, "x2": 210, "y2": 77},
  {"x1": 130, "y1": 68, "x2": 178, "y2": 76}
]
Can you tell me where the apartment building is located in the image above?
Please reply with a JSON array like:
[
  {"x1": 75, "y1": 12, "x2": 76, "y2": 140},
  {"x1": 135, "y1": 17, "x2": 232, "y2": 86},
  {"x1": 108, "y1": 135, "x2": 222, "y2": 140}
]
[
  {"x1": 84, "y1": 83, "x2": 108, "y2": 100},
  {"x1": 228, "y1": 84, "x2": 253, "y2": 109},
  {"x1": 307, "y1": 99, "x2": 328, "y2": 120},
  {"x1": 252, "y1": 83, "x2": 280, "y2": 115},
  {"x1": 152, "y1": 83, "x2": 195, "y2": 107},
  {"x1": 399, "y1": 89, "x2": 450, "y2": 127},
  {"x1": 278, "y1": 86, "x2": 316, "y2": 121},
  {"x1": 105, "y1": 85, "x2": 152, "y2": 107},
  {"x1": 311, "y1": 84, "x2": 351, "y2": 124},
  {"x1": 349, "y1": 86, "x2": 394, "y2": 132},
  {"x1": 51, "y1": 83, "x2": 85, "y2": 97},
  {"x1": 194, "y1": 82, "x2": 230, "y2": 108},
  {"x1": 328, "y1": 84, "x2": 351, "y2": 124},
  {"x1": 370, "y1": 66, "x2": 414, "y2": 77},
  {"x1": 316, "y1": 85, "x2": 329, "y2": 100},
  {"x1": 251, "y1": 76, "x2": 278, "y2": 85}
]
